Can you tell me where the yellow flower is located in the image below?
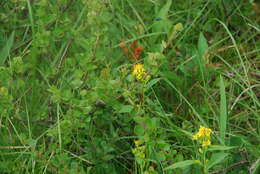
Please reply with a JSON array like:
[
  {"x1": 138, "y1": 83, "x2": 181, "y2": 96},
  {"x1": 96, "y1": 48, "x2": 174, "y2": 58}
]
[
  {"x1": 132, "y1": 64, "x2": 147, "y2": 81},
  {"x1": 138, "y1": 152, "x2": 145, "y2": 159},
  {"x1": 132, "y1": 145, "x2": 146, "y2": 159},
  {"x1": 193, "y1": 126, "x2": 212, "y2": 140},
  {"x1": 192, "y1": 133, "x2": 199, "y2": 140},
  {"x1": 202, "y1": 140, "x2": 211, "y2": 147},
  {"x1": 195, "y1": 160, "x2": 201, "y2": 165},
  {"x1": 193, "y1": 126, "x2": 213, "y2": 147},
  {"x1": 134, "y1": 139, "x2": 142, "y2": 147}
]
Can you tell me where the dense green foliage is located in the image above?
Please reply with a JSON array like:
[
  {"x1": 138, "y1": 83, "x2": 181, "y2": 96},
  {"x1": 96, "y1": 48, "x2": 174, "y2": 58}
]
[{"x1": 0, "y1": 0, "x2": 260, "y2": 173}]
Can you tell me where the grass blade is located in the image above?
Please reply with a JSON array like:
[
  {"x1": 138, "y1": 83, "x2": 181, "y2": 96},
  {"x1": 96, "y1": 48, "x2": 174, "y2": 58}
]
[
  {"x1": 0, "y1": 31, "x2": 15, "y2": 66},
  {"x1": 164, "y1": 160, "x2": 197, "y2": 171},
  {"x1": 26, "y1": 0, "x2": 35, "y2": 35},
  {"x1": 219, "y1": 75, "x2": 227, "y2": 145}
]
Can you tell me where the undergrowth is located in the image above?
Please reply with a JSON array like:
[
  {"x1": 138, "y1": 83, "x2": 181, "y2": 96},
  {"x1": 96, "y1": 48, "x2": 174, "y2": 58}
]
[{"x1": 0, "y1": 0, "x2": 260, "y2": 173}]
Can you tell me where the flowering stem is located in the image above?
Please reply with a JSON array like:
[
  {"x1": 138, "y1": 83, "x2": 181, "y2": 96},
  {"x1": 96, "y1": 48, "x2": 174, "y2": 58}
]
[{"x1": 202, "y1": 148, "x2": 209, "y2": 174}]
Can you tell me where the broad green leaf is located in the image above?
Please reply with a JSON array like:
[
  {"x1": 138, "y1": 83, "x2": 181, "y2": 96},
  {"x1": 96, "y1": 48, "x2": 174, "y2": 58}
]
[
  {"x1": 219, "y1": 75, "x2": 227, "y2": 144},
  {"x1": 134, "y1": 125, "x2": 145, "y2": 136},
  {"x1": 156, "y1": 151, "x2": 166, "y2": 161},
  {"x1": 206, "y1": 152, "x2": 228, "y2": 170},
  {"x1": 207, "y1": 145, "x2": 236, "y2": 151},
  {"x1": 0, "y1": 31, "x2": 15, "y2": 66},
  {"x1": 164, "y1": 160, "x2": 198, "y2": 171},
  {"x1": 152, "y1": 0, "x2": 172, "y2": 36},
  {"x1": 117, "y1": 105, "x2": 134, "y2": 113}
]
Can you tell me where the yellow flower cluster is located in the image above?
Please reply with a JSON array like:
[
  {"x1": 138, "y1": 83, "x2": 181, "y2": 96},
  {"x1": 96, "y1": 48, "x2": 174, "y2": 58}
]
[
  {"x1": 193, "y1": 126, "x2": 212, "y2": 147},
  {"x1": 193, "y1": 126, "x2": 212, "y2": 140},
  {"x1": 132, "y1": 139, "x2": 145, "y2": 159},
  {"x1": 132, "y1": 64, "x2": 147, "y2": 81}
]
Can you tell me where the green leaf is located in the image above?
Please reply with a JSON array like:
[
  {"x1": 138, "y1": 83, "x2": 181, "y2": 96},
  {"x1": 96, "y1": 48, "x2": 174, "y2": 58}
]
[
  {"x1": 134, "y1": 125, "x2": 145, "y2": 136},
  {"x1": 164, "y1": 160, "x2": 198, "y2": 171},
  {"x1": 206, "y1": 152, "x2": 229, "y2": 170},
  {"x1": 146, "y1": 117, "x2": 159, "y2": 130},
  {"x1": 167, "y1": 23, "x2": 184, "y2": 43},
  {"x1": 197, "y1": 32, "x2": 208, "y2": 83},
  {"x1": 156, "y1": 0, "x2": 172, "y2": 19},
  {"x1": 219, "y1": 75, "x2": 227, "y2": 144},
  {"x1": 174, "y1": 23, "x2": 184, "y2": 32},
  {"x1": 152, "y1": 0, "x2": 172, "y2": 36},
  {"x1": 0, "y1": 31, "x2": 15, "y2": 66},
  {"x1": 117, "y1": 105, "x2": 134, "y2": 113},
  {"x1": 207, "y1": 145, "x2": 236, "y2": 151},
  {"x1": 145, "y1": 78, "x2": 161, "y2": 91},
  {"x1": 198, "y1": 32, "x2": 208, "y2": 57},
  {"x1": 156, "y1": 151, "x2": 166, "y2": 161}
]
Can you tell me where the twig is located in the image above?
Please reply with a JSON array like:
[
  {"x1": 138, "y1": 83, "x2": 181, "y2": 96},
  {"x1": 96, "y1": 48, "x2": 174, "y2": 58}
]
[
  {"x1": 0, "y1": 146, "x2": 31, "y2": 149},
  {"x1": 249, "y1": 158, "x2": 260, "y2": 174},
  {"x1": 57, "y1": 40, "x2": 72, "y2": 69},
  {"x1": 210, "y1": 160, "x2": 249, "y2": 174},
  {"x1": 63, "y1": 149, "x2": 93, "y2": 165},
  {"x1": 247, "y1": 23, "x2": 260, "y2": 32},
  {"x1": 14, "y1": 117, "x2": 55, "y2": 126}
]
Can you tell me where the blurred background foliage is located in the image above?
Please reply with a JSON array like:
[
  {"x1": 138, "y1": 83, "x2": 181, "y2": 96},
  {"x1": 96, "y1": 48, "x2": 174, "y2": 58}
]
[{"x1": 0, "y1": 0, "x2": 259, "y2": 173}]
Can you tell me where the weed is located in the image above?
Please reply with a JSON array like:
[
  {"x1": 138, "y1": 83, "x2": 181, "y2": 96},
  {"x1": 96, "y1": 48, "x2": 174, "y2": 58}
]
[{"x1": 0, "y1": 0, "x2": 259, "y2": 174}]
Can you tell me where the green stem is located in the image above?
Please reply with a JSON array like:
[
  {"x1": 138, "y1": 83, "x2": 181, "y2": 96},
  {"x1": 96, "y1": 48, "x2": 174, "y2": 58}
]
[{"x1": 202, "y1": 148, "x2": 208, "y2": 174}]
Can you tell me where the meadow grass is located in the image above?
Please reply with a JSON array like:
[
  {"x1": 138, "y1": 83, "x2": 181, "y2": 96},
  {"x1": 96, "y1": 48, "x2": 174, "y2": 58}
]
[{"x1": 0, "y1": 0, "x2": 259, "y2": 173}]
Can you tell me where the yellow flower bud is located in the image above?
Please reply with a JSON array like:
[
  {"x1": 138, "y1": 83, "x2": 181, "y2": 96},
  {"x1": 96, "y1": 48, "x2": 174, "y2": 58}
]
[
  {"x1": 201, "y1": 140, "x2": 211, "y2": 147},
  {"x1": 132, "y1": 64, "x2": 147, "y2": 81}
]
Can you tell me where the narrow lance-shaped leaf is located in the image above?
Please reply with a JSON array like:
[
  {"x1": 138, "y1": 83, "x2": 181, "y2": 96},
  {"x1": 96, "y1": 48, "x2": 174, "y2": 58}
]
[
  {"x1": 219, "y1": 75, "x2": 227, "y2": 145},
  {"x1": 164, "y1": 160, "x2": 198, "y2": 171},
  {"x1": 207, "y1": 145, "x2": 236, "y2": 151},
  {"x1": 197, "y1": 32, "x2": 208, "y2": 84},
  {"x1": 198, "y1": 32, "x2": 208, "y2": 57},
  {"x1": 0, "y1": 31, "x2": 15, "y2": 66}
]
